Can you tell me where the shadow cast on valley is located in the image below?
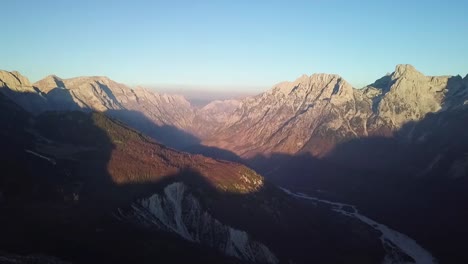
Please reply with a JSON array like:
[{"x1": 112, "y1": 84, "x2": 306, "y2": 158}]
[
  {"x1": 0, "y1": 90, "x2": 386, "y2": 264},
  {"x1": 38, "y1": 85, "x2": 201, "y2": 150},
  {"x1": 3, "y1": 79, "x2": 467, "y2": 263},
  {"x1": 0, "y1": 97, "x2": 244, "y2": 263},
  {"x1": 63, "y1": 75, "x2": 466, "y2": 264},
  {"x1": 178, "y1": 75, "x2": 468, "y2": 264},
  {"x1": 105, "y1": 109, "x2": 200, "y2": 150},
  {"x1": 0, "y1": 90, "x2": 238, "y2": 263},
  {"x1": 244, "y1": 105, "x2": 468, "y2": 264}
]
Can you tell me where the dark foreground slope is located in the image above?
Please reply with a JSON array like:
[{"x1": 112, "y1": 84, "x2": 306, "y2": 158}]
[
  {"x1": 251, "y1": 105, "x2": 468, "y2": 264},
  {"x1": 0, "y1": 93, "x2": 385, "y2": 264},
  {"x1": 194, "y1": 66, "x2": 468, "y2": 264}
]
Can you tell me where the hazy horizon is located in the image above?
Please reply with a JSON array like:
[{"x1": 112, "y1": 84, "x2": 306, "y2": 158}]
[{"x1": 150, "y1": 84, "x2": 260, "y2": 107}]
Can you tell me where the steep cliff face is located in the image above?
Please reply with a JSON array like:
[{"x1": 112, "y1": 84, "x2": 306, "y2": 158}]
[
  {"x1": 201, "y1": 65, "x2": 468, "y2": 157},
  {"x1": 0, "y1": 71, "x2": 35, "y2": 92},
  {"x1": 28, "y1": 74, "x2": 196, "y2": 148},
  {"x1": 365, "y1": 64, "x2": 461, "y2": 129},
  {"x1": 0, "y1": 70, "x2": 48, "y2": 112},
  {"x1": 1, "y1": 71, "x2": 199, "y2": 149},
  {"x1": 127, "y1": 182, "x2": 278, "y2": 264},
  {"x1": 202, "y1": 73, "x2": 371, "y2": 157},
  {"x1": 33, "y1": 74, "x2": 66, "y2": 93},
  {"x1": 34, "y1": 75, "x2": 195, "y2": 128},
  {"x1": 121, "y1": 87, "x2": 194, "y2": 131},
  {"x1": 3, "y1": 66, "x2": 467, "y2": 158}
]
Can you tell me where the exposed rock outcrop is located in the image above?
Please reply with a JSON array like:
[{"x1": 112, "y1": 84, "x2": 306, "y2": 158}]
[
  {"x1": 0, "y1": 70, "x2": 48, "y2": 112},
  {"x1": 2, "y1": 65, "x2": 467, "y2": 156},
  {"x1": 128, "y1": 182, "x2": 279, "y2": 264},
  {"x1": 0, "y1": 70, "x2": 35, "y2": 92},
  {"x1": 202, "y1": 73, "x2": 369, "y2": 156},
  {"x1": 35, "y1": 75, "x2": 196, "y2": 148},
  {"x1": 202, "y1": 65, "x2": 468, "y2": 157},
  {"x1": 192, "y1": 99, "x2": 241, "y2": 137}
]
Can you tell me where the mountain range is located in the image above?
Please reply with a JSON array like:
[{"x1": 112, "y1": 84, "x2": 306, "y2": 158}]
[
  {"x1": 3, "y1": 64, "x2": 467, "y2": 155},
  {"x1": 0, "y1": 65, "x2": 467, "y2": 263}
]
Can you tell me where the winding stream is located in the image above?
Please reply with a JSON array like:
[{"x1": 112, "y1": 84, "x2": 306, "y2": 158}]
[{"x1": 281, "y1": 188, "x2": 438, "y2": 264}]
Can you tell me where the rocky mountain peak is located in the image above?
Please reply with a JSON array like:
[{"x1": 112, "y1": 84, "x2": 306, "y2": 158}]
[
  {"x1": 371, "y1": 64, "x2": 468, "y2": 128},
  {"x1": 34, "y1": 75, "x2": 117, "y2": 92},
  {"x1": 201, "y1": 72, "x2": 358, "y2": 156},
  {"x1": 310, "y1": 72, "x2": 342, "y2": 81},
  {"x1": 0, "y1": 70, "x2": 34, "y2": 92},
  {"x1": 271, "y1": 73, "x2": 352, "y2": 100},
  {"x1": 202, "y1": 65, "x2": 468, "y2": 157},
  {"x1": 33, "y1": 74, "x2": 65, "y2": 93},
  {"x1": 3, "y1": 66, "x2": 467, "y2": 158},
  {"x1": 0, "y1": 70, "x2": 49, "y2": 113},
  {"x1": 393, "y1": 64, "x2": 423, "y2": 78},
  {"x1": 63, "y1": 76, "x2": 114, "y2": 89},
  {"x1": 366, "y1": 65, "x2": 421, "y2": 92}
]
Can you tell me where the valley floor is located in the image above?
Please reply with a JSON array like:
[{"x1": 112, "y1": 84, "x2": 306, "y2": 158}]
[{"x1": 281, "y1": 188, "x2": 437, "y2": 264}]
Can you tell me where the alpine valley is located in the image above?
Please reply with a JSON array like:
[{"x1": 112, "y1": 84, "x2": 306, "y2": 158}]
[{"x1": 1, "y1": 64, "x2": 467, "y2": 264}]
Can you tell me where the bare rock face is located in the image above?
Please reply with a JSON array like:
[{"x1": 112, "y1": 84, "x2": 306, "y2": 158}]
[
  {"x1": 33, "y1": 74, "x2": 66, "y2": 93},
  {"x1": 192, "y1": 99, "x2": 241, "y2": 138},
  {"x1": 0, "y1": 72, "x2": 195, "y2": 148},
  {"x1": 128, "y1": 182, "x2": 279, "y2": 264},
  {"x1": 34, "y1": 76, "x2": 196, "y2": 148},
  {"x1": 202, "y1": 65, "x2": 468, "y2": 157},
  {"x1": 361, "y1": 65, "x2": 468, "y2": 137},
  {"x1": 0, "y1": 70, "x2": 48, "y2": 112},
  {"x1": 202, "y1": 73, "x2": 369, "y2": 157},
  {"x1": 123, "y1": 87, "x2": 194, "y2": 131},
  {"x1": 34, "y1": 75, "x2": 195, "y2": 122},
  {"x1": 1, "y1": 70, "x2": 199, "y2": 148},
  {"x1": 0, "y1": 70, "x2": 34, "y2": 92},
  {"x1": 37, "y1": 76, "x2": 130, "y2": 111},
  {"x1": 369, "y1": 64, "x2": 449, "y2": 128},
  {"x1": 2, "y1": 65, "x2": 466, "y2": 156}
]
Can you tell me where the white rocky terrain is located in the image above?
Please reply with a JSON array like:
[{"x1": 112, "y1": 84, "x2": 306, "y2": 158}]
[{"x1": 124, "y1": 182, "x2": 278, "y2": 264}]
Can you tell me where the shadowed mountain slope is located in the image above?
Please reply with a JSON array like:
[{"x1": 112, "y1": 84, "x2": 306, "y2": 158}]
[{"x1": 0, "y1": 91, "x2": 387, "y2": 264}]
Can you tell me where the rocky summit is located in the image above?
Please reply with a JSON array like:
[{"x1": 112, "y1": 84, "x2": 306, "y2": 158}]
[
  {"x1": 202, "y1": 64, "x2": 468, "y2": 157},
  {"x1": 1, "y1": 72, "x2": 196, "y2": 148},
  {"x1": 1, "y1": 65, "x2": 467, "y2": 156}
]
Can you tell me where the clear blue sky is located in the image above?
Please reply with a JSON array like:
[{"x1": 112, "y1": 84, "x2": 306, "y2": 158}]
[{"x1": 2, "y1": 0, "x2": 467, "y2": 90}]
